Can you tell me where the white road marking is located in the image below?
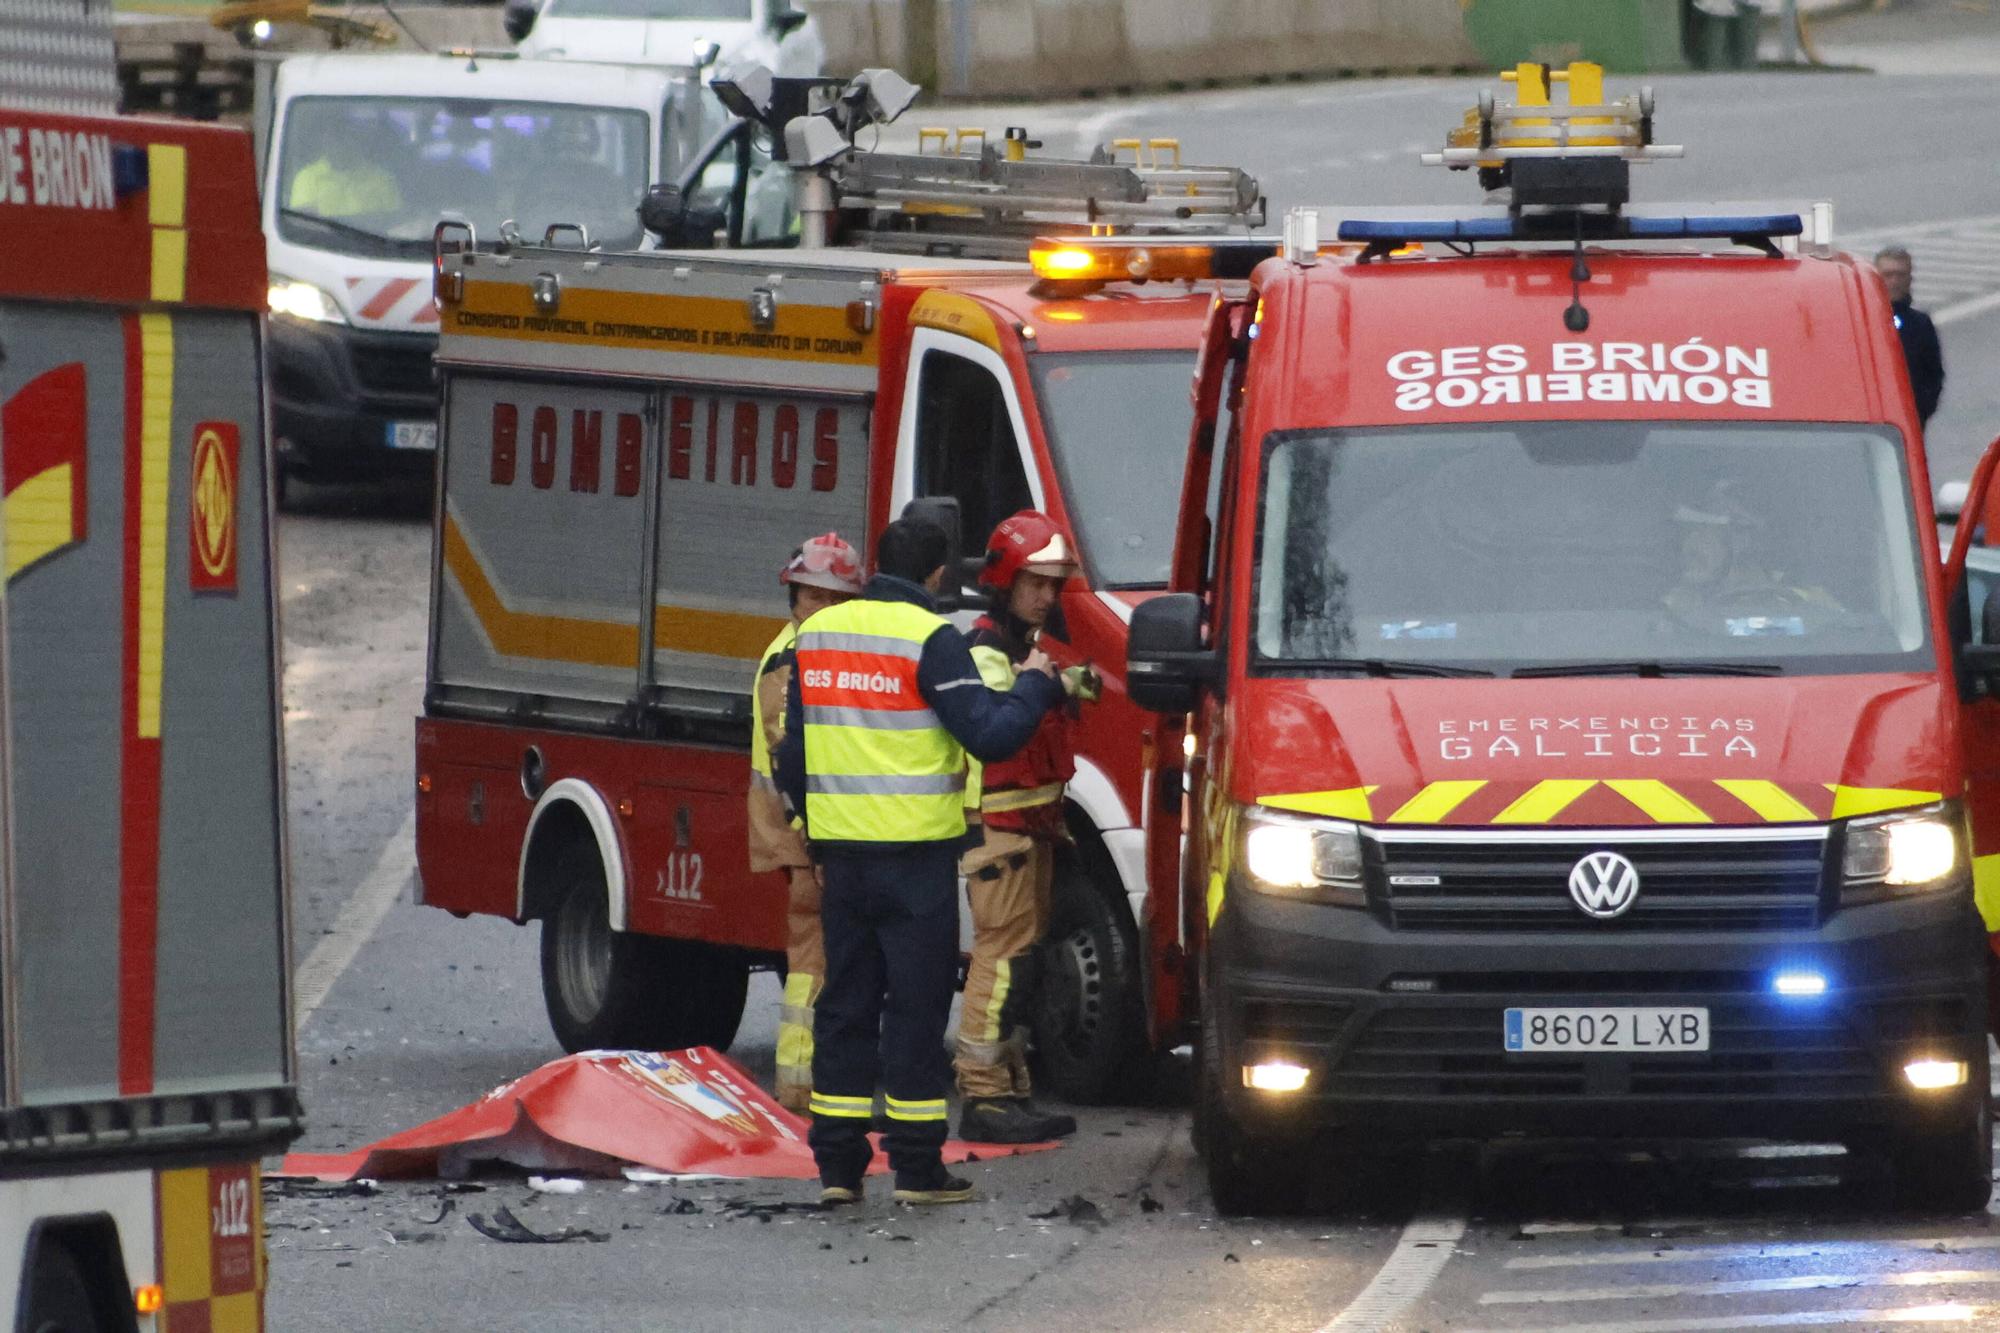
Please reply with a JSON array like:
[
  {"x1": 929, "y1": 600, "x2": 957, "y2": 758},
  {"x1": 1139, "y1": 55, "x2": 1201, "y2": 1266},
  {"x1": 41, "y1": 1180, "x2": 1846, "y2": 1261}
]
[
  {"x1": 1454, "y1": 1302, "x2": 1991, "y2": 1333},
  {"x1": 1317, "y1": 1162, "x2": 1469, "y2": 1333},
  {"x1": 1481, "y1": 1267, "x2": 2000, "y2": 1305},
  {"x1": 1507, "y1": 1235, "x2": 2000, "y2": 1271},
  {"x1": 293, "y1": 809, "x2": 417, "y2": 1028}
]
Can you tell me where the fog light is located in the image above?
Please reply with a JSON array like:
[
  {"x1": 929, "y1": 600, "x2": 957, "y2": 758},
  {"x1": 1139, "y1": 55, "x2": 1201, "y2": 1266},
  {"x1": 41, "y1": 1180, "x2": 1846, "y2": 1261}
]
[
  {"x1": 1903, "y1": 1059, "x2": 1969, "y2": 1091},
  {"x1": 134, "y1": 1284, "x2": 164, "y2": 1315},
  {"x1": 1773, "y1": 971, "x2": 1826, "y2": 998},
  {"x1": 1243, "y1": 1061, "x2": 1309, "y2": 1093}
]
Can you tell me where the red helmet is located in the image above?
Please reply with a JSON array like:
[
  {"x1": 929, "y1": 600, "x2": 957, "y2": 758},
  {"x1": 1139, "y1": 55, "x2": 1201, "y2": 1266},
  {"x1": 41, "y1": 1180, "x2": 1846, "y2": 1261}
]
[
  {"x1": 780, "y1": 532, "x2": 863, "y2": 594},
  {"x1": 980, "y1": 510, "x2": 1079, "y2": 590}
]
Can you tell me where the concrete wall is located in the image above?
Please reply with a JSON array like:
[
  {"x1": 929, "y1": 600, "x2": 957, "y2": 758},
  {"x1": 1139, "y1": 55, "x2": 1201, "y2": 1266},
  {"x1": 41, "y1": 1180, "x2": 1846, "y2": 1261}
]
[{"x1": 803, "y1": 0, "x2": 1486, "y2": 98}]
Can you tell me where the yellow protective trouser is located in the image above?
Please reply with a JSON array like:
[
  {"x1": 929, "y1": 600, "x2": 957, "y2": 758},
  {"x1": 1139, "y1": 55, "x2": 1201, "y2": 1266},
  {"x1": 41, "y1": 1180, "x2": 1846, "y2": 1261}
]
[
  {"x1": 955, "y1": 830, "x2": 1053, "y2": 1101},
  {"x1": 775, "y1": 866, "x2": 825, "y2": 1113}
]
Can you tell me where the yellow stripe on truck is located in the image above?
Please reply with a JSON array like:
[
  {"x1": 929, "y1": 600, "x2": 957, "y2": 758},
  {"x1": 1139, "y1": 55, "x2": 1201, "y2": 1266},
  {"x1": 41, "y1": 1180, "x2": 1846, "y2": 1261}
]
[
  {"x1": 137, "y1": 312, "x2": 174, "y2": 739},
  {"x1": 1715, "y1": 779, "x2": 1817, "y2": 822},
  {"x1": 1827, "y1": 784, "x2": 1944, "y2": 819},
  {"x1": 1388, "y1": 780, "x2": 1486, "y2": 824},
  {"x1": 1258, "y1": 787, "x2": 1377, "y2": 821},
  {"x1": 449, "y1": 279, "x2": 879, "y2": 367},
  {"x1": 1606, "y1": 779, "x2": 1712, "y2": 824},
  {"x1": 442, "y1": 513, "x2": 782, "y2": 667},
  {"x1": 1493, "y1": 779, "x2": 1597, "y2": 824}
]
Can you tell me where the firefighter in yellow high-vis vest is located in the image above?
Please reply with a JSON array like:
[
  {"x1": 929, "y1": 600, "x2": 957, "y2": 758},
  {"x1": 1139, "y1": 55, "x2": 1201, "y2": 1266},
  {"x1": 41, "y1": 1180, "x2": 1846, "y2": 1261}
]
[
  {"x1": 774, "y1": 516, "x2": 1063, "y2": 1207},
  {"x1": 750, "y1": 534, "x2": 863, "y2": 1113}
]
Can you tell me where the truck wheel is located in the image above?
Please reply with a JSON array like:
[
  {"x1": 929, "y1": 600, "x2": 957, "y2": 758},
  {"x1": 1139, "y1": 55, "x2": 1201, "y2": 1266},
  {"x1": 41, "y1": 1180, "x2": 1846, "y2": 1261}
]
[
  {"x1": 23, "y1": 1242, "x2": 100, "y2": 1333},
  {"x1": 1196, "y1": 1006, "x2": 1310, "y2": 1216},
  {"x1": 538, "y1": 848, "x2": 748, "y2": 1054},
  {"x1": 1035, "y1": 846, "x2": 1147, "y2": 1105},
  {"x1": 1888, "y1": 1091, "x2": 1994, "y2": 1215}
]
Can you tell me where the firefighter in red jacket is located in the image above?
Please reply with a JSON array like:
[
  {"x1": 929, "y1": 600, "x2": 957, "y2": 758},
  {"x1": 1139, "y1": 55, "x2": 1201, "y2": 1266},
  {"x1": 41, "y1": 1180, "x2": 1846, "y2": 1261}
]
[{"x1": 955, "y1": 511, "x2": 1094, "y2": 1144}]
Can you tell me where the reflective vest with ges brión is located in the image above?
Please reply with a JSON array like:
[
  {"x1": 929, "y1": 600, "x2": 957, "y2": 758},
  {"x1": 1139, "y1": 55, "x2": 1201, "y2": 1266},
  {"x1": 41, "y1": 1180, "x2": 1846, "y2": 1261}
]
[{"x1": 796, "y1": 599, "x2": 967, "y2": 843}]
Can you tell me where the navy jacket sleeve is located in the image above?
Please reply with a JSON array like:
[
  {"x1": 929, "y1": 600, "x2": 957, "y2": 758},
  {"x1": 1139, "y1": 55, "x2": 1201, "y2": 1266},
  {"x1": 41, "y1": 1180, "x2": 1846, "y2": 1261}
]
[
  {"x1": 918, "y1": 624, "x2": 1061, "y2": 763},
  {"x1": 1911, "y1": 309, "x2": 1945, "y2": 423},
  {"x1": 775, "y1": 660, "x2": 807, "y2": 822}
]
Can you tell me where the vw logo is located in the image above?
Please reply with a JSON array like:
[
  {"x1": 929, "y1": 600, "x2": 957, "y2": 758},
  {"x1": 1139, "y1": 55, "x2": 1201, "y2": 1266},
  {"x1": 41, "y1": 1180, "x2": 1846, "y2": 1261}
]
[{"x1": 1568, "y1": 850, "x2": 1641, "y2": 919}]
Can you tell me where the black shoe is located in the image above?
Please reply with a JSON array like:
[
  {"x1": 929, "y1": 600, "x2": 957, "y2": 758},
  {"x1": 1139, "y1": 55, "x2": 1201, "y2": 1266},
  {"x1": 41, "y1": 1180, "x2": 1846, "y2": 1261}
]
[
  {"x1": 958, "y1": 1097, "x2": 1077, "y2": 1144},
  {"x1": 892, "y1": 1168, "x2": 974, "y2": 1206},
  {"x1": 1015, "y1": 1099, "x2": 1078, "y2": 1139}
]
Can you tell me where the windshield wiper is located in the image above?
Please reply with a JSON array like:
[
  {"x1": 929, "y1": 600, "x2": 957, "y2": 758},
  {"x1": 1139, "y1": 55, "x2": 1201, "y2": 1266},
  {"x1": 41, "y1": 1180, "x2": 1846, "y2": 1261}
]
[
  {"x1": 277, "y1": 208, "x2": 403, "y2": 251},
  {"x1": 1280, "y1": 658, "x2": 1496, "y2": 679},
  {"x1": 1511, "y1": 660, "x2": 1784, "y2": 679}
]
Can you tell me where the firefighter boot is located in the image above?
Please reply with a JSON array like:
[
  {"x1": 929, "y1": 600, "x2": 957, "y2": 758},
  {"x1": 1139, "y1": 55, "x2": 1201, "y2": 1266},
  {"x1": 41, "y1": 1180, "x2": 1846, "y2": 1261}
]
[
  {"x1": 958, "y1": 1096, "x2": 1076, "y2": 1144},
  {"x1": 892, "y1": 1167, "x2": 975, "y2": 1206},
  {"x1": 819, "y1": 1178, "x2": 863, "y2": 1207}
]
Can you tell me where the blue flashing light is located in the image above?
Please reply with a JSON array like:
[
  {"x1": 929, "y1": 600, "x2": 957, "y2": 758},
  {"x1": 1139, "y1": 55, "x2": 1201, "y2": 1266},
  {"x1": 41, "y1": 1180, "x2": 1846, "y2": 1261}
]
[
  {"x1": 1623, "y1": 214, "x2": 1803, "y2": 239},
  {"x1": 1335, "y1": 213, "x2": 1804, "y2": 246},
  {"x1": 1773, "y1": 970, "x2": 1828, "y2": 998}
]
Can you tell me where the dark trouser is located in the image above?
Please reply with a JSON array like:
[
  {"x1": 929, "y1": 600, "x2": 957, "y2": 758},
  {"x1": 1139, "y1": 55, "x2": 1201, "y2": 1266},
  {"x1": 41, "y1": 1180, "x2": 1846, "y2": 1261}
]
[{"x1": 808, "y1": 843, "x2": 960, "y2": 1183}]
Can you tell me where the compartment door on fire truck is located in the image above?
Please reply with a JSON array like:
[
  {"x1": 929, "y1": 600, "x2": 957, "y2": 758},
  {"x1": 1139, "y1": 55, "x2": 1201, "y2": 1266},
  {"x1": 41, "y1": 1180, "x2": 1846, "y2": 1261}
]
[{"x1": 892, "y1": 320, "x2": 1040, "y2": 585}]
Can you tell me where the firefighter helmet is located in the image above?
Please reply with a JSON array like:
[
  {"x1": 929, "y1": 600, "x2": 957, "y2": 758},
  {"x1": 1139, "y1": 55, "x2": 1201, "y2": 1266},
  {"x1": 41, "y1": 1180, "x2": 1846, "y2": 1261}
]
[
  {"x1": 780, "y1": 532, "x2": 864, "y2": 594},
  {"x1": 980, "y1": 510, "x2": 1078, "y2": 589}
]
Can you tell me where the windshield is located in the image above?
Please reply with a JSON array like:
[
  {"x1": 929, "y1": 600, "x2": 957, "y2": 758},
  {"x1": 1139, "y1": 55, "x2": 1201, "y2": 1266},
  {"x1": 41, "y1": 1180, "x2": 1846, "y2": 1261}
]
[
  {"x1": 1031, "y1": 350, "x2": 1198, "y2": 587},
  {"x1": 1254, "y1": 423, "x2": 1930, "y2": 676},
  {"x1": 276, "y1": 96, "x2": 650, "y2": 259},
  {"x1": 543, "y1": 0, "x2": 752, "y2": 17}
]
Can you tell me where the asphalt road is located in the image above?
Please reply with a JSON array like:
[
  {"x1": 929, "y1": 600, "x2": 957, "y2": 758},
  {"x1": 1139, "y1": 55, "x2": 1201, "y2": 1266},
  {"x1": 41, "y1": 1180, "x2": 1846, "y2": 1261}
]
[{"x1": 267, "y1": 7, "x2": 2000, "y2": 1329}]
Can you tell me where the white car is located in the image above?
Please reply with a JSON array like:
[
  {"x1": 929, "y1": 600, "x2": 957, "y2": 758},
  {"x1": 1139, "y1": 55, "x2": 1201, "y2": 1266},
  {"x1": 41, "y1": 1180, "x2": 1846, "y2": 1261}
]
[{"x1": 506, "y1": 0, "x2": 823, "y2": 76}]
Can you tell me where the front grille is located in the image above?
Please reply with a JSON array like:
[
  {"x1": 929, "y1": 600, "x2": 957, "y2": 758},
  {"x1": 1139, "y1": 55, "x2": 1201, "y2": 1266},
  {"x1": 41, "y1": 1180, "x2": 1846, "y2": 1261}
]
[
  {"x1": 1373, "y1": 832, "x2": 1830, "y2": 932},
  {"x1": 1329, "y1": 999, "x2": 1878, "y2": 1099},
  {"x1": 349, "y1": 336, "x2": 437, "y2": 398}
]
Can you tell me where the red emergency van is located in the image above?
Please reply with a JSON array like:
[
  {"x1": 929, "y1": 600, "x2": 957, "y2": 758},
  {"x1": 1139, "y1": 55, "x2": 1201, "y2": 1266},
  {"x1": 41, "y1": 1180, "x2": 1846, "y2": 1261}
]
[{"x1": 1125, "y1": 66, "x2": 1999, "y2": 1213}]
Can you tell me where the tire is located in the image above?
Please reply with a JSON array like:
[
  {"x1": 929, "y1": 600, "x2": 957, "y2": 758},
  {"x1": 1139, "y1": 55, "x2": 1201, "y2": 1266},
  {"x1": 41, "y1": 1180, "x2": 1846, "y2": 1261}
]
[
  {"x1": 1888, "y1": 1056, "x2": 1994, "y2": 1215},
  {"x1": 23, "y1": 1242, "x2": 102, "y2": 1333},
  {"x1": 1196, "y1": 1005, "x2": 1310, "y2": 1216},
  {"x1": 1034, "y1": 845, "x2": 1148, "y2": 1105},
  {"x1": 538, "y1": 846, "x2": 749, "y2": 1054},
  {"x1": 273, "y1": 461, "x2": 301, "y2": 514}
]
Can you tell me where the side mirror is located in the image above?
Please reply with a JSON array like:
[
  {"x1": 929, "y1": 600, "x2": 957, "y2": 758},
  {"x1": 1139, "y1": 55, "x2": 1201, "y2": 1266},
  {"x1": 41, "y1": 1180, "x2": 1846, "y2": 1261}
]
[
  {"x1": 1127, "y1": 593, "x2": 1216, "y2": 714},
  {"x1": 901, "y1": 496, "x2": 965, "y2": 612},
  {"x1": 771, "y1": 3, "x2": 811, "y2": 36},
  {"x1": 638, "y1": 184, "x2": 724, "y2": 249},
  {"x1": 692, "y1": 39, "x2": 722, "y2": 70},
  {"x1": 502, "y1": 0, "x2": 539, "y2": 43}
]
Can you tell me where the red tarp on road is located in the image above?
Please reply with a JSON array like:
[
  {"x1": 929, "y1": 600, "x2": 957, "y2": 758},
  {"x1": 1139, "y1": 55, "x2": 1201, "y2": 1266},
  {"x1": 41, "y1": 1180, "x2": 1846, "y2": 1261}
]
[{"x1": 275, "y1": 1048, "x2": 1057, "y2": 1182}]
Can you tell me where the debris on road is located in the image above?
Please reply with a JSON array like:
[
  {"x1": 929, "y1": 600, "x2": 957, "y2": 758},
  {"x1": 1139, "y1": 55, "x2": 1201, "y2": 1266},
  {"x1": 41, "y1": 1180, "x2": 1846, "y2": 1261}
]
[
  {"x1": 528, "y1": 1176, "x2": 586, "y2": 1195},
  {"x1": 465, "y1": 1205, "x2": 609, "y2": 1245},
  {"x1": 1029, "y1": 1194, "x2": 1105, "y2": 1226},
  {"x1": 275, "y1": 1048, "x2": 1059, "y2": 1183}
]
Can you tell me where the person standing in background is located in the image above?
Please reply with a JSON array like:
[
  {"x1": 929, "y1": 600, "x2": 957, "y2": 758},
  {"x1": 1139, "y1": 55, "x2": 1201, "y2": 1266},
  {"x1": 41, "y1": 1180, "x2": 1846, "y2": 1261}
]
[{"x1": 1876, "y1": 245, "x2": 1945, "y2": 431}]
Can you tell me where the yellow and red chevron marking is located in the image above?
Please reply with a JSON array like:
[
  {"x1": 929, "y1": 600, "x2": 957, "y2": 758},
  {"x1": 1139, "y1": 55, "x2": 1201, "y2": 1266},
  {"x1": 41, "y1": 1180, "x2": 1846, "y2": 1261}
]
[
  {"x1": 155, "y1": 1162, "x2": 265, "y2": 1332},
  {"x1": 1258, "y1": 780, "x2": 1944, "y2": 826}
]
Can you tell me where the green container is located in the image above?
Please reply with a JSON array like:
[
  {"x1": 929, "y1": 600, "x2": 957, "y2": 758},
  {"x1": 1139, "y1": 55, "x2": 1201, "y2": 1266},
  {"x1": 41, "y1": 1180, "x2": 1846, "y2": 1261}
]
[
  {"x1": 1685, "y1": 2, "x2": 1760, "y2": 68},
  {"x1": 1462, "y1": 0, "x2": 1691, "y2": 73}
]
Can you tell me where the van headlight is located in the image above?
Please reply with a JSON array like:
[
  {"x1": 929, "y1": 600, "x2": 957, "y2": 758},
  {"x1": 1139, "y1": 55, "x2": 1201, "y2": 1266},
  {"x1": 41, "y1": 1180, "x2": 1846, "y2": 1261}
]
[
  {"x1": 1240, "y1": 806, "x2": 1365, "y2": 906},
  {"x1": 268, "y1": 275, "x2": 345, "y2": 324},
  {"x1": 1841, "y1": 802, "x2": 1962, "y2": 903}
]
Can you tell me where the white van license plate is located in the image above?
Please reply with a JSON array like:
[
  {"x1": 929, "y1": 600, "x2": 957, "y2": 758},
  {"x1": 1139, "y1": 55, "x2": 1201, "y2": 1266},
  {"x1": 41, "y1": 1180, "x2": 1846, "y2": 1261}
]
[
  {"x1": 1504, "y1": 1007, "x2": 1709, "y2": 1053},
  {"x1": 388, "y1": 420, "x2": 436, "y2": 450}
]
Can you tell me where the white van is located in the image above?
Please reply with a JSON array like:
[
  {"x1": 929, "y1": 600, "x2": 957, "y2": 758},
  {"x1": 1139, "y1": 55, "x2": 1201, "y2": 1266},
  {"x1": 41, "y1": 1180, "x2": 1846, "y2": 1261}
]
[
  {"x1": 261, "y1": 52, "x2": 718, "y2": 500},
  {"x1": 507, "y1": 0, "x2": 823, "y2": 75}
]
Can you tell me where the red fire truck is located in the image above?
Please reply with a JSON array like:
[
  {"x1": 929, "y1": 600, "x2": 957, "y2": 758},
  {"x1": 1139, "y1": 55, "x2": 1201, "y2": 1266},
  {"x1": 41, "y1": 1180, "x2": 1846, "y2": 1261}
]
[
  {"x1": 0, "y1": 4, "x2": 299, "y2": 1323},
  {"x1": 413, "y1": 71, "x2": 1262, "y2": 1101},
  {"x1": 1124, "y1": 64, "x2": 1999, "y2": 1213}
]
